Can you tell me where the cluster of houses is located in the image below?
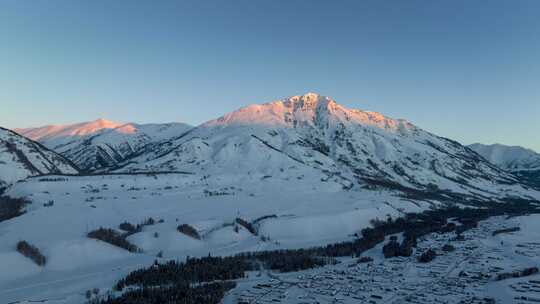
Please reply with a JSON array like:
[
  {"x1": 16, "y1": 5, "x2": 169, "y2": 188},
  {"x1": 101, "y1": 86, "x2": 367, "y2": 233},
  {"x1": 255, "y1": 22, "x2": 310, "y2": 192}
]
[{"x1": 229, "y1": 216, "x2": 539, "y2": 304}]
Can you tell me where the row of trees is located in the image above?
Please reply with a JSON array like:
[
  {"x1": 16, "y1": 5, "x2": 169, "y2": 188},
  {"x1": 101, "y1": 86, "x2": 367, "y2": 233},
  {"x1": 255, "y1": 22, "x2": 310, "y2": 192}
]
[
  {"x1": 89, "y1": 218, "x2": 161, "y2": 252},
  {"x1": 115, "y1": 255, "x2": 251, "y2": 290},
  {"x1": 238, "y1": 249, "x2": 334, "y2": 272},
  {"x1": 97, "y1": 281, "x2": 236, "y2": 304},
  {"x1": 118, "y1": 217, "x2": 159, "y2": 236},
  {"x1": 16, "y1": 240, "x2": 46, "y2": 266},
  {"x1": 235, "y1": 217, "x2": 257, "y2": 235},
  {"x1": 0, "y1": 196, "x2": 29, "y2": 223},
  {"x1": 87, "y1": 228, "x2": 140, "y2": 253},
  {"x1": 177, "y1": 224, "x2": 201, "y2": 240}
]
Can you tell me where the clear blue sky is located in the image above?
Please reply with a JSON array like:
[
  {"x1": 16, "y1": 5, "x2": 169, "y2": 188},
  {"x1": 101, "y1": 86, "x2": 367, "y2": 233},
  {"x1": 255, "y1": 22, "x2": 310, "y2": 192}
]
[{"x1": 1, "y1": 0, "x2": 539, "y2": 151}]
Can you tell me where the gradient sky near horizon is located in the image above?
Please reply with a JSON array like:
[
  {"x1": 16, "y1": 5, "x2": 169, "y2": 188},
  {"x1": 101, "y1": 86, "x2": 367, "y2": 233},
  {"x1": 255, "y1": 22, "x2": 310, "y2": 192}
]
[{"x1": 1, "y1": 0, "x2": 539, "y2": 151}]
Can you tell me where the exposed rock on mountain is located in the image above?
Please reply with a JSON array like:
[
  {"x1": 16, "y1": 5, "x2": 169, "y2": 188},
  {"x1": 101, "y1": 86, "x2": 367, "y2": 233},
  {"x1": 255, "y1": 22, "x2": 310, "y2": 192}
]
[
  {"x1": 16, "y1": 120, "x2": 192, "y2": 172},
  {"x1": 0, "y1": 127, "x2": 79, "y2": 192}
]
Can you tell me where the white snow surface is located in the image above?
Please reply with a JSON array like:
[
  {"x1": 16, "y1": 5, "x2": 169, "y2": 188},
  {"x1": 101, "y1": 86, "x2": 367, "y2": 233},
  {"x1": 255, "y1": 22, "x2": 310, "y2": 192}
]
[{"x1": 0, "y1": 173, "x2": 427, "y2": 303}]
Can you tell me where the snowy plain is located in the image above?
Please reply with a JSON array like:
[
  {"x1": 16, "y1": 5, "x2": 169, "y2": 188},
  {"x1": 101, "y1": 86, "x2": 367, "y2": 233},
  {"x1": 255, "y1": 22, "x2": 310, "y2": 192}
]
[{"x1": 0, "y1": 173, "x2": 429, "y2": 303}]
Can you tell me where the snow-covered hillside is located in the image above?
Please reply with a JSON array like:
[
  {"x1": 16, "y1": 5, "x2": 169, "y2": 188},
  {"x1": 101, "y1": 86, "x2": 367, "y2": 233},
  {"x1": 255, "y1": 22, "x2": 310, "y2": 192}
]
[
  {"x1": 0, "y1": 127, "x2": 79, "y2": 193},
  {"x1": 1, "y1": 172, "x2": 537, "y2": 303},
  {"x1": 469, "y1": 143, "x2": 540, "y2": 171},
  {"x1": 469, "y1": 143, "x2": 540, "y2": 188},
  {"x1": 16, "y1": 119, "x2": 192, "y2": 172},
  {"x1": 117, "y1": 93, "x2": 528, "y2": 200}
]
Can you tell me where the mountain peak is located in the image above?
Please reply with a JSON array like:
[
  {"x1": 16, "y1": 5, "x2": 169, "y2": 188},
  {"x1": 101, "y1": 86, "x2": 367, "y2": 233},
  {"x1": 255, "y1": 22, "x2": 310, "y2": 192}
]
[
  {"x1": 119, "y1": 93, "x2": 529, "y2": 201},
  {"x1": 93, "y1": 118, "x2": 116, "y2": 125},
  {"x1": 205, "y1": 93, "x2": 413, "y2": 134},
  {"x1": 82, "y1": 118, "x2": 122, "y2": 132},
  {"x1": 289, "y1": 92, "x2": 326, "y2": 101},
  {"x1": 284, "y1": 93, "x2": 335, "y2": 110}
]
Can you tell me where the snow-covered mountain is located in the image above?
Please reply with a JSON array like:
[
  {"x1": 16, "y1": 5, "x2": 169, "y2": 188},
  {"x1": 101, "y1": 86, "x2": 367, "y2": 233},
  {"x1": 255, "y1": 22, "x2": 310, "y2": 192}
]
[
  {"x1": 15, "y1": 119, "x2": 192, "y2": 172},
  {"x1": 468, "y1": 143, "x2": 540, "y2": 171},
  {"x1": 1, "y1": 94, "x2": 539, "y2": 303},
  {"x1": 0, "y1": 127, "x2": 79, "y2": 193},
  {"x1": 116, "y1": 93, "x2": 527, "y2": 200},
  {"x1": 15, "y1": 119, "x2": 123, "y2": 142},
  {"x1": 469, "y1": 143, "x2": 540, "y2": 187}
]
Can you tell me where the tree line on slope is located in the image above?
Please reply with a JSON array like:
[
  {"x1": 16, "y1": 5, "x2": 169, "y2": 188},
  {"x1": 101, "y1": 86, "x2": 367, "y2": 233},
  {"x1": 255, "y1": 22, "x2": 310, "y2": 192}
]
[
  {"x1": 87, "y1": 228, "x2": 140, "y2": 253},
  {"x1": 92, "y1": 281, "x2": 236, "y2": 304},
  {"x1": 87, "y1": 217, "x2": 159, "y2": 253}
]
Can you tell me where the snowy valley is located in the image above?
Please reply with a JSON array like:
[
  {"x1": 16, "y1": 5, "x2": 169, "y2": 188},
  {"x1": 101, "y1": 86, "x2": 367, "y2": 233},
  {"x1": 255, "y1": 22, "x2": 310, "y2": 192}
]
[{"x1": 0, "y1": 94, "x2": 539, "y2": 304}]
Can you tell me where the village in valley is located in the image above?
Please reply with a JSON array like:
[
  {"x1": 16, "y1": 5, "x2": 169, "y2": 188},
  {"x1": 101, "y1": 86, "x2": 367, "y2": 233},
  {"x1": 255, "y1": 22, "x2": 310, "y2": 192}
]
[{"x1": 226, "y1": 215, "x2": 540, "y2": 304}]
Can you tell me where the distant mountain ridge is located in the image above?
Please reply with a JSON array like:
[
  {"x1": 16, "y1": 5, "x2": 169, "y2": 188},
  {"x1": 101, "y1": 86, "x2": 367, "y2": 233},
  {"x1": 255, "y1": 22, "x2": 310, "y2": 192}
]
[
  {"x1": 468, "y1": 143, "x2": 540, "y2": 171},
  {"x1": 0, "y1": 127, "x2": 79, "y2": 193},
  {"x1": 15, "y1": 119, "x2": 123, "y2": 142},
  {"x1": 469, "y1": 143, "x2": 540, "y2": 188},
  {"x1": 114, "y1": 93, "x2": 530, "y2": 200},
  {"x1": 15, "y1": 119, "x2": 192, "y2": 172}
]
